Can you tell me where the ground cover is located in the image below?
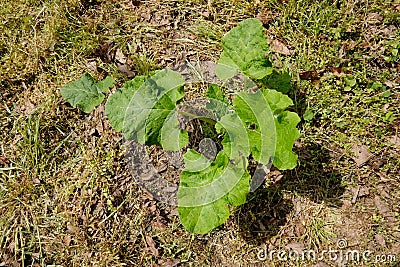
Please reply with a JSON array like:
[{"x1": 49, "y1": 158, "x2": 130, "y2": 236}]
[{"x1": 0, "y1": 0, "x2": 399, "y2": 266}]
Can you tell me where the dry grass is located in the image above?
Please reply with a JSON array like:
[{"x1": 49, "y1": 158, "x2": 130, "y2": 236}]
[{"x1": 1, "y1": 0, "x2": 399, "y2": 266}]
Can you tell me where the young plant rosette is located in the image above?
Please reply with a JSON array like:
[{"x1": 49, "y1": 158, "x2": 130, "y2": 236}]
[{"x1": 61, "y1": 18, "x2": 300, "y2": 234}]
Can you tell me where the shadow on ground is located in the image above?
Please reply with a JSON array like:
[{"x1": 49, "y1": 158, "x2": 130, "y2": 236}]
[
  {"x1": 237, "y1": 143, "x2": 345, "y2": 245},
  {"x1": 284, "y1": 143, "x2": 346, "y2": 207}
]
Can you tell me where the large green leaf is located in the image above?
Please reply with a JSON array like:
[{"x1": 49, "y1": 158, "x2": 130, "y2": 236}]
[
  {"x1": 160, "y1": 111, "x2": 189, "y2": 151},
  {"x1": 233, "y1": 88, "x2": 300, "y2": 169},
  {"x1": 183, "y1": 149, "x2": 212, "y2": 172},
  {"x1": 215, "y1": 112, "x2": 250, "y2": 160},
  {"x1": 178, "y1": 88, "x2": 299, "y2": 233},
  {"x1": 261, "y1": 70, "x2": 292, "y2": 94},
  {"x1": 272, "y1": 111, "x2": 301, "y2": 169},
  {"x1": 233, "y1": 90, "x2": 276, "y2": 165},
  {"x1": 262, "y1": 88, "x2": 294, "y2": 112},
  {"x1": 105, "y1": 76, "x2": 147, "y2": 132},
  {"x1": 178, "y1": 151, "x2": 250, "y2": 234},
  {"x1": 61, "y1": 73, "x2": 114, "y2": 113},
  {"x1": 178, "y1": 197, "x2": 231, "y2": 235},
  {"x1": 105, "y1": 69, "x2": 186, "y2": 147},
  {"x1": 216, "y1": 18, "x2": 273, "y2": 80},
  {"x1": 261, "y1": 89, "x2": 300, "y2": 169}
]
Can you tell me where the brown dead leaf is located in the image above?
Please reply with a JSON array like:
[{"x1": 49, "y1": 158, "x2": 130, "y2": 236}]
[
  {"x1": 83, "y1": 252, "x2": 92, "y2": 259},
  {"x1": 25, "y1": 100, "x2": 35, "y2": 114},
  {"x1": 63, "y1": 235, "x2": 72, "y2": 246},
  {"x1": 384, "y1": 80, "x2": 399, "y2": 88},
  {"x1": 132, "y1": 0, "x2": 141, "y2": 6},
  {"x1": 86, "y1": 59, "x2": 97, "y2": 72},
  {"x1": 383, "y1": 103, "x2": 390, "y2": 113},
  {"x1": 351, "y1": 143, "x2": 372, "y2": 166},
  {"x1": 7, "y1": 242, "x2": 15, "y2": 251},
  {"x1": 329, "y1": 67, "x2": 351, "y2": 75},
  {"x1": 374, "y1": 234, "x2": 387, "y2": 248},
  {"x1": 18, "y1": 99, "x2": 35, "y2": 115},
  {"x1": 329, "y1": 67, "x2": 348, "y2": 77},
  {"x1": 96, "y1": 41, "x2": 115, "y2": 63},
  {"x1": 143, "y1": 191, "x2": 155, "y2": 200},
  {"x1": 200, "y1": 11, "x2": 210, "y2": 18},
  {"x1": 152, "y1": 220, "x2": 167, "y2": 230},
  {"x1": 116, "y1": 62, "x2": 135, "y2": 78},
  {"x1": 299, "y1": 70, "x2": 320, "y2": 82},
  {"x1": 115, "y1": 49, "x2": 127, "y2": 64},
  {"x1": 330, "y1": 66, "x2": 343, "y2": 74},
  {"x1": 66, "y1": 225, "x2": 78, "y2": 234},
  {"x1": 271, "y1": 39, "x2": 292, "y2": 55},
  {"x1": 145, "y1": 235, "x2": 159, "y2": 256},
  {"x1": 392, "y1": 3, "x2": 400, "y2": 11},
  {"x1": 359, "y1": 41, "x2": 371, "y2": 49},
  {"x1": 0, "y1": 156, "x2": 10, "y2": 165},
  {"x1": 149, "y1": 204, "x2": 157, "y2": 212}
]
